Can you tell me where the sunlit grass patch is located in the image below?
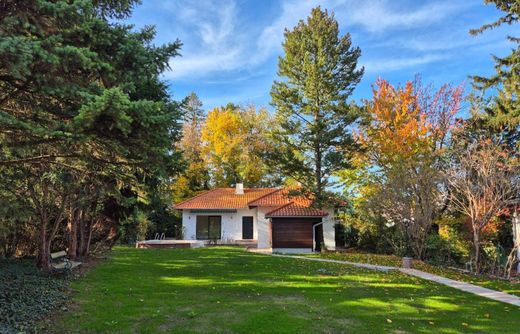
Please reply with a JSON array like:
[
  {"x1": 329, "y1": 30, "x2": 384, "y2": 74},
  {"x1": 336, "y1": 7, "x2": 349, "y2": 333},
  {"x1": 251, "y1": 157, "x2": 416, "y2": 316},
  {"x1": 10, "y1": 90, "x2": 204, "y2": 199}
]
[{"x1": 51, "y1": 246, "x2": 520, "y2": 334}]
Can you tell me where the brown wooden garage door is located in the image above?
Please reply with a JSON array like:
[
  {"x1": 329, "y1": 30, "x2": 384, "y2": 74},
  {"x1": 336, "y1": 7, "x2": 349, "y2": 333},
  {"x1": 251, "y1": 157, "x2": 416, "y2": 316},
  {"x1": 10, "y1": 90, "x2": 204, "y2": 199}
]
[{"x1": 271, "y1": 218, "x2": 320, "y2": 248}]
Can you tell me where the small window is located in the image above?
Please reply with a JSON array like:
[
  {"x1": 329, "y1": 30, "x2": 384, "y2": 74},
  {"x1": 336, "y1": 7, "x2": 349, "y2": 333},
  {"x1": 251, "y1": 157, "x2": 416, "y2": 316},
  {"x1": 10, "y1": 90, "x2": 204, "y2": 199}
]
[
  {"x1": 242, "y1": 216, "x2": 254, "y2": 239},
  {"x1": 196, "y1": 216, "x2": 221, "y2": 240}
]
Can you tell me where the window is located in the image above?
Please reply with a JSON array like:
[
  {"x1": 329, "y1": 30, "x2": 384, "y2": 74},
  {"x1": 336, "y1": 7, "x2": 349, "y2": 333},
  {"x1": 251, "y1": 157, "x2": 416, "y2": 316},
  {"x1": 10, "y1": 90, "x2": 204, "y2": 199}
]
[
  {"x1": 196, "y1": 216, "x2": 221, "y2": 240},
  {"x1": 242, "y1": 216, "x2": 254, "y2": 239}
]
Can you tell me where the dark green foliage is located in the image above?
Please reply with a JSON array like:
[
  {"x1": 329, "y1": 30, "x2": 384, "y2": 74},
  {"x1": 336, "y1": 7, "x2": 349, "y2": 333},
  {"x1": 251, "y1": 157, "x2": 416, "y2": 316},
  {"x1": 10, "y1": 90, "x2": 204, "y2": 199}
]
[
  {"x1": 0, "y1": 0, "x2": 183, "y2": 269},
  {"x1": 0, "y1": 259, "x2": 69, "y2": 333},
  {"x1": 470, "y1": 0, "x2": 519, "y2": 148},
  {"x1": 270, "y1": 7, "x2": 363, "y2": 206}
]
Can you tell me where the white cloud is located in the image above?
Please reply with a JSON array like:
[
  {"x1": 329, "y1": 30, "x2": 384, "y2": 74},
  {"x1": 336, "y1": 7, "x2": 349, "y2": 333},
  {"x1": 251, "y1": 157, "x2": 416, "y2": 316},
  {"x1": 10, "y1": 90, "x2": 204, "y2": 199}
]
[
  {"x1": 164, "y1": 0, "x2": 253, "y2": 79},
  {"x1": 161, "y1": 0, "x2": 476, "y2": 79},
  {"x1": 340, "y1": 1, "x2": 470, "y2": 33},
  {"x1": 361, "y1": 53, "x2": 448, "y2": 73}
]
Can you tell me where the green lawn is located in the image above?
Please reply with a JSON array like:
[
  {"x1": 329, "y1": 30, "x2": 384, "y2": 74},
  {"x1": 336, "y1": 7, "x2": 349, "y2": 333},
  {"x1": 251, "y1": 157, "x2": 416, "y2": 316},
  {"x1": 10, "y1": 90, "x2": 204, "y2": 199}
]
[
  {"x1": 306, "y1": 251, "x2": 520, "y2": 297},
  {"x1": 52, "y1": 247, "x2": 519, "y2": 333}
]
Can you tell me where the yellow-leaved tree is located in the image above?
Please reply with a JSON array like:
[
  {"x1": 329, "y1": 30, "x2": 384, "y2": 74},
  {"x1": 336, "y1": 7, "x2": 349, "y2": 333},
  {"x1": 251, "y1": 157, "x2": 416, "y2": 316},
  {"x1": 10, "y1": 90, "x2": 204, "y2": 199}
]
[{"x1": 201, "y1": 105, "x2": 277, "y2": 187}]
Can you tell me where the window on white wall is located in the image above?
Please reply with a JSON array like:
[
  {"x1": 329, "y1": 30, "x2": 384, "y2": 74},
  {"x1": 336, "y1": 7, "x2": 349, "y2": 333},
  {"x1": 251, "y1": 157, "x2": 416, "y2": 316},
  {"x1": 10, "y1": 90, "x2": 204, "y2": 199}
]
[{"x1": 196, "y1": 216, "x2": 221, "y2": 240}]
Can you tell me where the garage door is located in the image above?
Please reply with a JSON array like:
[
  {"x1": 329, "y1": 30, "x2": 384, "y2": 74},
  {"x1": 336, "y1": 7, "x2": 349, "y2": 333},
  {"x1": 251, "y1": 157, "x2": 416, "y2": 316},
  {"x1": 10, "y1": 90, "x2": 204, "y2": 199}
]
[{"x1": 271, "y1": 218, "x2": 320, "y2": 248}]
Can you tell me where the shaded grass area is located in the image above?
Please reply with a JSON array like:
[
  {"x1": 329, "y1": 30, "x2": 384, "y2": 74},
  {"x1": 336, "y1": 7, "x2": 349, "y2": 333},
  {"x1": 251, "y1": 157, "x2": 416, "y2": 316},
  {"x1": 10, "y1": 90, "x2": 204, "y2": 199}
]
[
  {"x1": 0, "y1": 258, "x2": 69, "y2": 333},
  {"x1": 52, "y1": 247, "x2": 520, "y2": 334},
  {"x1": 308, "y1": 251, "x2": 520, "y2": 297}
]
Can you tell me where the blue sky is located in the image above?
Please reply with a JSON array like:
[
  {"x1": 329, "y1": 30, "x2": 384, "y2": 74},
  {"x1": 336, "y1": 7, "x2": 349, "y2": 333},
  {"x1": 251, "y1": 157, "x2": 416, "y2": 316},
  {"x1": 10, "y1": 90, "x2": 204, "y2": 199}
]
[{"x1": 127, "y1": 0, "x2": 516, "y2": 111}]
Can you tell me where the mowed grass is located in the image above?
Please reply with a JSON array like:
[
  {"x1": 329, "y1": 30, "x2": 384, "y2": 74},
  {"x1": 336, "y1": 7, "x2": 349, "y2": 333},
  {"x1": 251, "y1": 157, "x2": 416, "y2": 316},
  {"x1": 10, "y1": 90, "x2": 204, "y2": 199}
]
[
  {"x1": 53, "y1": 247, "x2": 519, "y2": 334},
  {"x1": 306, "y1": 252, "x2": 520, "y2": 297}
]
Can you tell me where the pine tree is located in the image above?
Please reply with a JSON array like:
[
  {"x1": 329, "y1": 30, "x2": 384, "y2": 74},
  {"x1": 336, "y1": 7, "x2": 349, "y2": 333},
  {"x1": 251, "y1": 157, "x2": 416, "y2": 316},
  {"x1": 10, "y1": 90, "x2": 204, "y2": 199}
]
[
  {"x1": 470, "y1": 0, "x2": 519, "y2": 147},
  {"x1": 270, "y1": 7, "x2": 363, "y2": 206},
  {"x1": 181, "y1": 92, "x2": 205, "y2": 123}
]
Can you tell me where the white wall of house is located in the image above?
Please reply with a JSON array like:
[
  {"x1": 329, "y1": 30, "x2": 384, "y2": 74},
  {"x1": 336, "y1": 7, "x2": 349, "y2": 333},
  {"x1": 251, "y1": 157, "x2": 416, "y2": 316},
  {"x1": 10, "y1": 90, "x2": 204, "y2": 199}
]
[
  {"x1": 257, "y1": 207, "x2": 273, "y2": 249},
  {"x1": 323, "y1": 208, "x2": 336, "y2": 251},
  {"x1": 182, "y1": 208, "x2": 258, "y2": 241},
  {"x1": 181, "y1": 206, "x2": 336, "y2": 251}
]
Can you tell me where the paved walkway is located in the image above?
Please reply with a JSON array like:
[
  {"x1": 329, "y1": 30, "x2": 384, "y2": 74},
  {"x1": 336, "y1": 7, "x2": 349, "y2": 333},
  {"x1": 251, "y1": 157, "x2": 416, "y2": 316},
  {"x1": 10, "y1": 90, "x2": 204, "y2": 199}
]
[
  {"x1": 400, "y1": 268, "x2": 520, "y2": 307},
  {"x1": 271, "y1": 254, "x2": 397, "y2": 272},
  {"x1": 267, "y1": 253, "x2": 520, "y2": 307}
]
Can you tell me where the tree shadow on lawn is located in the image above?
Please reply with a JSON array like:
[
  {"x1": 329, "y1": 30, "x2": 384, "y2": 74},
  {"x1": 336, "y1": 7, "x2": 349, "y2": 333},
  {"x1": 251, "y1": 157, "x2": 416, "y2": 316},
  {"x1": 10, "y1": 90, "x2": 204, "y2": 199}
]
[{"x1": 60, "y1": 247, "x2": 519, "y2": 334}]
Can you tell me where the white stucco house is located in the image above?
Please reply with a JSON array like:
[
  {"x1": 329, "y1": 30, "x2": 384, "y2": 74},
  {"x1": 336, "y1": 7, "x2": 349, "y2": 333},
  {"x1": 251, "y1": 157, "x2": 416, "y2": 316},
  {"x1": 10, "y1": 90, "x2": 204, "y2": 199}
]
[{"x1": 174, "y1": 184, "x2": 336, "y2": 253}]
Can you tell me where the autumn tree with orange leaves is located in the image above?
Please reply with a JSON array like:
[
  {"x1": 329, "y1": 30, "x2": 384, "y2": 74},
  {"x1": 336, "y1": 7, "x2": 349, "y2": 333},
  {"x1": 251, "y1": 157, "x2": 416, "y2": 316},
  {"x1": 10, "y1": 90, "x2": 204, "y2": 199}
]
[{"x1": 356, "y1": 78, "x2": 462, "y2": 259}]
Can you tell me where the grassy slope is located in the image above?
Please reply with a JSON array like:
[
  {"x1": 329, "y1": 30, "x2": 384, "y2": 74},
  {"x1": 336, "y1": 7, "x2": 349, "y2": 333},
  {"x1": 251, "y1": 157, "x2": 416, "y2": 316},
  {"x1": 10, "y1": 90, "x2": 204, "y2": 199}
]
[
  {"x1": 54, "y1": 247, "x2": 519, "y2": 334},
  {"x1": 307, "y1": 252, "x2": 520, "y2": 297}
]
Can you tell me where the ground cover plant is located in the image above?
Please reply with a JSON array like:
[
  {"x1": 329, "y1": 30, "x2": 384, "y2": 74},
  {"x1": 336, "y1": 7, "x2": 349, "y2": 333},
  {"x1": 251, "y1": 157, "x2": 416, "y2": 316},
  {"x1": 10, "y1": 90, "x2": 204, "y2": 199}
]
[
  {"x1": 51, "y1": 247, "x2": 519, "y2": 334},
  {"x1": 307, "y1": 251, "x2": 520, "y2": 297},
  {"x1": 0, "y1": 259, "x2": 69, "y2": 333}
]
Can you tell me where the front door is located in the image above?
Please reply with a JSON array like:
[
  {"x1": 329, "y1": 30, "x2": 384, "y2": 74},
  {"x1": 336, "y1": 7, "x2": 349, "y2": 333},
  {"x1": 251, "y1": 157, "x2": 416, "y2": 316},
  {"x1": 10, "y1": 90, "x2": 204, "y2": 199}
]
[
  {"x1": 314, "y1": 223, "x2": 323, "y2": 252},
  {"x1": 242, "y1": 216, "x2": 254, "y2": 239}
]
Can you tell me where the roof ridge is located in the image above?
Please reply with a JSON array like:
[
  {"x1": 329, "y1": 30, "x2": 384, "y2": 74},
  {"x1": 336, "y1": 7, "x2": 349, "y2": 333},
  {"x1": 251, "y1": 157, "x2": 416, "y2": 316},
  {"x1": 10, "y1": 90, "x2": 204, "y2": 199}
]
[{"x1": 247, "y1": 188, "x2": 284, "y2": 206}]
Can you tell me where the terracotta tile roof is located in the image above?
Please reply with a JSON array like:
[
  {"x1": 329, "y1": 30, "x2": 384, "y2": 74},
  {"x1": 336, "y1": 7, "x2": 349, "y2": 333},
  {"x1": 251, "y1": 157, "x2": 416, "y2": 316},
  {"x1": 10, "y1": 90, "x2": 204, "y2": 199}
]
[
  {"x1": 174, "y1": 188, "x2": 277, "y2": 210},
  {"x1": 265, "y1": 202, "x2": 329, "y2": 218},
  {"x1": 174, "y1": 187, "x2": 328, "y2": 217},
  {"x1": 248, "y1": 188, "x2": 309, "y2": 207}
]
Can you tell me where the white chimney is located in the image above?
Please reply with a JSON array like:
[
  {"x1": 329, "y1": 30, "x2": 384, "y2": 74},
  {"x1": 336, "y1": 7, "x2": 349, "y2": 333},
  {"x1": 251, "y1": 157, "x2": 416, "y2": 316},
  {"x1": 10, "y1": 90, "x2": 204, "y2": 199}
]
[{"x1": 235, "y1": 183, "x2": 244, "y2": 195}]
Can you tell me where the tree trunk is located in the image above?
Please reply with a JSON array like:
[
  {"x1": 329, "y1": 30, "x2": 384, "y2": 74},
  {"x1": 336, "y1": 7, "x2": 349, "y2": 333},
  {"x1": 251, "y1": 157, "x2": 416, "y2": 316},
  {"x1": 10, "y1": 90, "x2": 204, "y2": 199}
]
[
  {"x1": 67, "y1": 208, "x2": 78, "y2": 260},
  {"x1": 85, "y1": 220, "x2": 94, "y2": 256},
  {"x1": 78, "y1": 219, "x2": 87, "y2": 257},
  {"x1": 36, "y1": 221, "x2": 51, "y2": 271},
  {"x1": 473, "y1": 229, "x2": 481, "y2": 273}
]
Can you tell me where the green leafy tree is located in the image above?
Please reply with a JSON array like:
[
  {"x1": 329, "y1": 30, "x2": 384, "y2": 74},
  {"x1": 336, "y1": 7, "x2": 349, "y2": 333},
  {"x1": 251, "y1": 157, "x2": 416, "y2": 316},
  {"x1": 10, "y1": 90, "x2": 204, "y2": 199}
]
[
  {"x1": 470, "y1": 0, "x2": 519, "y2": 148},
  {"x1": 270, "y1": 6, "x2": 363, "y2": 206}
]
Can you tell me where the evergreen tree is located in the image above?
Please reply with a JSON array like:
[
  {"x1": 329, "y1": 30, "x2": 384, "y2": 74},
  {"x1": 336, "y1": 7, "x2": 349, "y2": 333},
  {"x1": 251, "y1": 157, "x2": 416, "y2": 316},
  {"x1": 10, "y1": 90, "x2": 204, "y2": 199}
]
[
  {"x1": 0, "y1": 0, "x2": 183, "y2": 269},
  {"x1": 470, "y1": 0, "x2": 519, "y2": 148},
  {"x1": 181, "y1": 92, "x2": 205, "y2": 123},
  {"x1": 270, "y1": 7, "x2": 363, "y2": 206}
]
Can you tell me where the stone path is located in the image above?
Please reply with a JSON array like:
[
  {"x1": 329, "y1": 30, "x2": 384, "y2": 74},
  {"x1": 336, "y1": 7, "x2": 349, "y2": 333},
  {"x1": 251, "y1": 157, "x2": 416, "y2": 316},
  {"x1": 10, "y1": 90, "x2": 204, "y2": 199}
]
[{"x1": 268, "y1": 253, "x2": 520, "y2": 308}]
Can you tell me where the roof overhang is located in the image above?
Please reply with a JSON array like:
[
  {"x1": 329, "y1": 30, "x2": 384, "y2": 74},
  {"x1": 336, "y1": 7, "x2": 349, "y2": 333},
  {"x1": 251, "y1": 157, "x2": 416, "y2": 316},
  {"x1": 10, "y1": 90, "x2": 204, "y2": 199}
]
[
  {"x1": 266, "y1": 215, "x2": 327, "y2": 218},
  {"x1": 188, "y1": 209, "x2": 238, "y2": 213}
]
